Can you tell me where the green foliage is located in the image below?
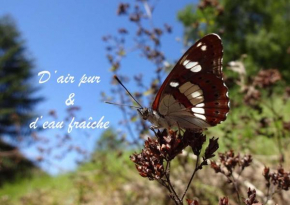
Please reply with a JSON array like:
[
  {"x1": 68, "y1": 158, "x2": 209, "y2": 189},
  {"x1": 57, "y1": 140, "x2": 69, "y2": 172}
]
[
  {"x1": 0, "y1": 150, "x2": 165, "y2": 205},
  {"x1": 0, "y1": 15, "x2": 42, "y2": 137},
  {"x1": 0, "y1": 140, "x2": 40, "y2": 186},
  {"x1": 178, "y1": 0, "x2": 290, "y2": 79},
  {"x1": 95, "y1": 127, "x2": 126, "y2": 151},
  {"x1": 0, "y1": 173, "x2": 74, "y2": 204}
]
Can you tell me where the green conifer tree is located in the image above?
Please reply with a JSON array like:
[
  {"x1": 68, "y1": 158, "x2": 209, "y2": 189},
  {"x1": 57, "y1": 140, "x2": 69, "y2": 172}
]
[{"x1": 0, "y1": 15, "x2": 42, "y2": 138}]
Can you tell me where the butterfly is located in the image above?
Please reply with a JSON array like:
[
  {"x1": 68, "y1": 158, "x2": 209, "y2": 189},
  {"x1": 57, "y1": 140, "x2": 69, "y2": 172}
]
[{"x1": 110, "y1": 33, "x2": 230, "y2": 130}]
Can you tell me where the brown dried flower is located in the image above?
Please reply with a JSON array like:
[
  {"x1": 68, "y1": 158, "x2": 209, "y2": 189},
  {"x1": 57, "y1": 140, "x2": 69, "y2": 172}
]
[
  {"x1": 263, "y1": 166, "x2": 290, "y2": 191},
  {"x1": 283, "y1": 121, "x2": 290, "y2": 132},
  {"x1": 211, "y1": 161, "x2": 222, "y2": 173},
  {"x1": 244, "y1": 188, "x2": 261, "y2": 205},
  {"x1": 186, "y1": 199, "x2": 200, "y2": 205},
  {"x1": 219, "y1": 197, "x2": 229, "y2": 205},
  {"x1": 204, "y1": 137, "x2": 219, "y2": 159},
  {"x1": 198, "y1": 0, "x2": 220, "y2": 10},
  {"x1": 130, "y1": 129, "x2": 213, "y2": 180},
  {"x1": 130, "y1": 137, "x2": 165, "y2": 180},
  {"x1": 271, "y1": 167, "x2": 290, "y2": 190},
  {"x1": 157, "y1": 129, "x2": 188, "y2": 161},
  {"x1": 243, "y1": 86, "x2": 261, "y2": 105},
  {"x1": 212, "y1": 150, "x2": 252, "y2": 177},
  {"x1": 184, "y1": 131, "x2": 206, "y2": 156},
  {"x1": 129, "y1": 13, "x2": 140, "y2": 22},
  {"x1": 253, "y1": 69, "x2": 281, "y2": 88},
  {"x1": 240, "y1": 154, "x2": 252, "y2": 170},
  {"x1": 117, "y1": 3, "x2": 130, "y2": 15},
  {"x1": 263, "y1": 166, "x2": 271, "y2": 188},
  {"x1": 130, "y1": 130, "x2": 191, "y2": 180},
  {"x1": 118, "y1": 28, "x2": 128, "y2": 34}
]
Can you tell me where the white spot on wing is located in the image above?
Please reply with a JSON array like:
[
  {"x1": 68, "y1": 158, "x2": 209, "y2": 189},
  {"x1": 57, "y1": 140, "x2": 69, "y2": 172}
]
[
  {"x1": 201, "y1": 45, "x2": 207, "y2": 51},
  {"x1": 195, "y1": 103, "x2": 205, "y2": 107},
  {"x1": 190, "y1": 96, "x2": 204, "y2": 106},
  {"x1": 185, "y1": 61, "x2": 198, "y2": 69},
  {"x1": 184, "y1": 85, "x2": 200, "y2": 96},
  {"x1": 183, "y1": 59, "x2": 189, "y2": 66},
  {"x1": 194, "y1": 113, "x2": 206, "y2": 120},
  {"x1": 191, "y1": 107, "x2": 205, "y2": 114},
  {"x1": 190, "y1": 65, "x2": 202, "y2": 72},
  {"x1": 170, "y1": 81, "x2": 179, "y2": 87},
  {"x1": 190, "y1": 90, "x2": 203, "y2": 98},
  {"x1": 197, "y1": 42, "x2": 202, "y2": 47}
]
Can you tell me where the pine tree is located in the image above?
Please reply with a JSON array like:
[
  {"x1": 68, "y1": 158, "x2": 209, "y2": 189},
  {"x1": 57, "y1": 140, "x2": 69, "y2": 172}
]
[{"x1": 0, "y1": 15, "x2": 42, "y2": 139}]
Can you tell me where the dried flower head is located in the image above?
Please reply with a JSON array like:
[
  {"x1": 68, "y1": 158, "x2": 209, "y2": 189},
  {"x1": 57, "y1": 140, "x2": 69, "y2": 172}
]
[
  {"x1": 211, "y1": 150, "x2": 252, "y2": 177},
  {"x1": 283, "y1": 121, "x2": 290, "y2": 132},
  {"x1": 184, "y1": 131, "x2": 206, "y2": 156},
  {"x1": 253, "y1": 69, "x2": 281, "y2": 88},
  {"x1": 198, "y1": 0, "x2": 220, "y2": 9},
  {"x1": 204, "y1": 137, "x2": 219, "y2": 159},
  {"x1": 186, "y1": 199, "x2": 199, "y2": 205},
  {"x1": 130, "y1": 129, "x2": 191, "y2": 180},
  {"x1": 117, "y1": 3, "x2": 130, "y2": 15},
  {"x1": 244, "y1": 86, "x2": 261, "y2": 105},
  {"x1": 211, "y1": 161, "x2": 222, "y2": 173},
  {"x1": 130, "y1": 137, "x2": 165, "y2": 180},
  {"x1": 244, "y1": 188, "x2": 261, "y2": 205},
  {"x1": 263, "y1": 166, "x2": 290, "y2": 194},
  {"x1": 263, "y1": 166, "x2": 271, "y2": 188},
  {"x1": 219, "y1": 197, "x2": 229, "y2": 205},
  {"x1": 130, "y1": 129, "x2": 212, "y2": 180}
]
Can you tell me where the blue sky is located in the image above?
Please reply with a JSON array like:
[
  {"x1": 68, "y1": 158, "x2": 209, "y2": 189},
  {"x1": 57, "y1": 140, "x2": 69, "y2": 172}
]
[{"x1": 0, "y1": 0, "x2": 197, "y2": 174}]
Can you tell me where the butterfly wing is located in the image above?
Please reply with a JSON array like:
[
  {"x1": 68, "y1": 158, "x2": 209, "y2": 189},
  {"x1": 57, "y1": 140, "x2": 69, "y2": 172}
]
[{"x1": 152, "y1": 33, "x2": 230, "y2": 129}]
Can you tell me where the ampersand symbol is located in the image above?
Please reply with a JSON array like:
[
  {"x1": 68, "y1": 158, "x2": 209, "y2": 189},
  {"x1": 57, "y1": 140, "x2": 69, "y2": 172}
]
[{"x1": 65, "y1": 93, "x2": 75, "y2": 106}]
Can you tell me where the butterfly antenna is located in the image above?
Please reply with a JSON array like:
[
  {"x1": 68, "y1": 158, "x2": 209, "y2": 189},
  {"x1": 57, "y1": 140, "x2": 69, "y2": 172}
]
[
  {"x1": 113, "y1": 75, "x2": 143, "y2": 108},
  {"x1": 105, "y1": 101, "x2": 141, "y2": 109}
]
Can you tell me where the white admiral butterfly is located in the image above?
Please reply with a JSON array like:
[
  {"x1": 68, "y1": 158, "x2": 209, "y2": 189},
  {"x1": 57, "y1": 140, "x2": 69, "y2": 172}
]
[{"x1": 110, "y1": 33, "x2": 230, "y2": 130}]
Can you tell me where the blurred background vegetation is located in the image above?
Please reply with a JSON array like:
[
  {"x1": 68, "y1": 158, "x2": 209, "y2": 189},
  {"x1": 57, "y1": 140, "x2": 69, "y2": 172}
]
[{"x1": 1, "y1": 0, "x2": 290, "y2": 204}]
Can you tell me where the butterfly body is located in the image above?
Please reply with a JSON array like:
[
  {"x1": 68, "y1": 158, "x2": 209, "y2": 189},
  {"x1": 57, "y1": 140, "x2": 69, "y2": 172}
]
[
  {"x1": 139, "y1": 33, "x2": 230, "y2": 130},
  {"x1": 138, "y1": 108, "x2": 171, "y2": 129}
]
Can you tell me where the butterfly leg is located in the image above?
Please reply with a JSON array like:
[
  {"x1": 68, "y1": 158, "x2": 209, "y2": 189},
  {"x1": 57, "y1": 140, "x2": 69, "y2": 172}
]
[
  {"x1": 150, "y1": 126, "x2": 159, "y2": 136},
  {"x1": 176, "y1": 122, "x2": 183, "y2": 135}
]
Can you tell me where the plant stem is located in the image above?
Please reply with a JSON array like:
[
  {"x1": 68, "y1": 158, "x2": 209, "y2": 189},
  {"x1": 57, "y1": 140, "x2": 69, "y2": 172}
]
[
  {"x1": 165, "y1": 161, "x2": 183, "y2": 204},
  {"x1": 231, "y1": 174, "x2": 241, "y2": 205},
  {"x1": 181, "y1": 155, "x2": 200, "y2": 201}
]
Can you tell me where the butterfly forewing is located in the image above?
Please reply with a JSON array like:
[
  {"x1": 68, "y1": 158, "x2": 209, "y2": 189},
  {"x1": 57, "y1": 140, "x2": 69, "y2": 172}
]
[{"x1": 152, "y1": 33, "x2": 229, "y2": 129}]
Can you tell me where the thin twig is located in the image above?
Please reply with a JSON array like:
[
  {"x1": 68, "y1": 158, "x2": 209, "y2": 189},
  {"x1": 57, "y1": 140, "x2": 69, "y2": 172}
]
[
  {"x1": 181, "y1": 155, "x2": 200, "y2": 201},
  {"x1": 158, "y1": 179, "x2": 179, "y2": 205},
  {"x1": 231, "y1": 173, "x2": 242, "y2": 205},
  {"x1": 164, "y1": 161, "x2": 183, "y2": 204}
]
